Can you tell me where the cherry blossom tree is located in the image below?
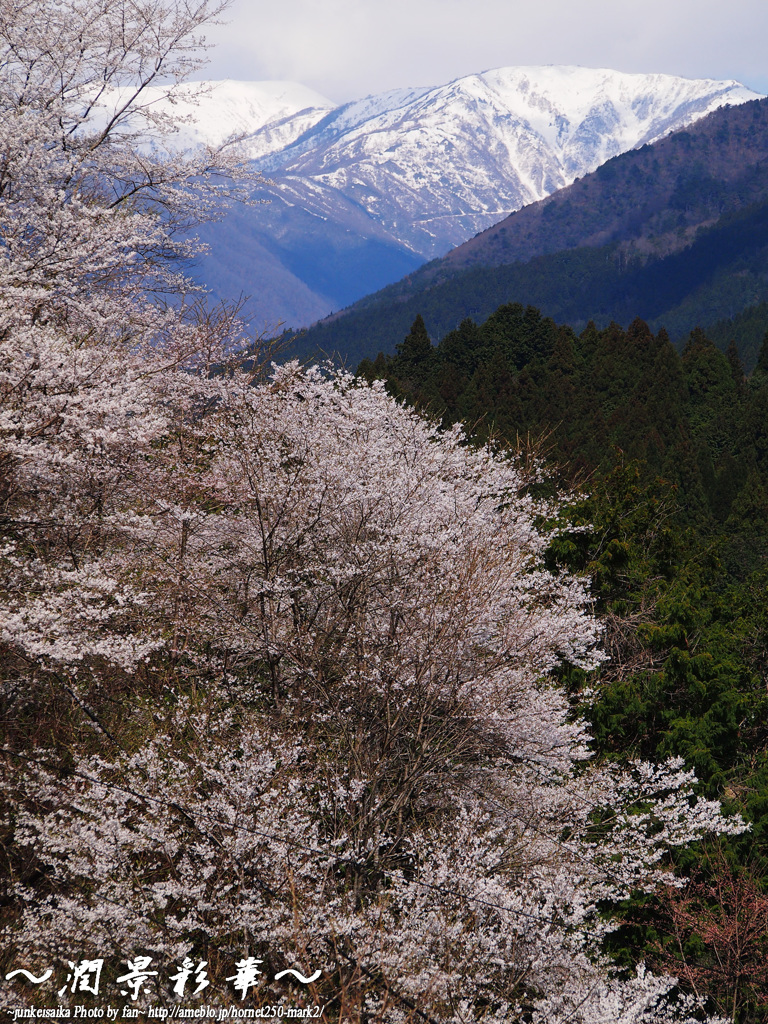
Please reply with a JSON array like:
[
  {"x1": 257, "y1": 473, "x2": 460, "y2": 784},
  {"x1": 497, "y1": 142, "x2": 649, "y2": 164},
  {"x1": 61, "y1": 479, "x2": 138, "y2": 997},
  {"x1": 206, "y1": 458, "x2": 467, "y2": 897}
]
[
  {"x1": 0, "y1": 0, "x2": 254, "y2": 325},
  {"x1": 2, "y1": 360, "x2": 744, "y2": 1022},
  {"x1": 0, "y1": 0, "x2": 254, "y2": 693}
]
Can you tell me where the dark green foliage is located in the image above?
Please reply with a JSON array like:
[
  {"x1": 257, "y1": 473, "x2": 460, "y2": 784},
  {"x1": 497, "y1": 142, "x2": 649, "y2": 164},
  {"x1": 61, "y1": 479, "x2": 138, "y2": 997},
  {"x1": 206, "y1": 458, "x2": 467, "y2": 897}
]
[
  {"x1": 395, "y1": 313, "x2": 431, "y2": 359},
  {"x1": 290, "y1": 203, "x2": 768, "y2": 369},
  {"x1": 754, "y1": 330, "x2": 768, "y2": 380},
  {"x1": 387, "y1": 314, "x2": 434, "y2": 396}
]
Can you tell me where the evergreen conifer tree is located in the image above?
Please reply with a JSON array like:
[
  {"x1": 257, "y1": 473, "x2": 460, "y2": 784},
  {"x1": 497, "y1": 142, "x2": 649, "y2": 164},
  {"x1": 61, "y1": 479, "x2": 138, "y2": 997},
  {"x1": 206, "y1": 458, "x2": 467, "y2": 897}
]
[
  {"x1": 752, "y1": 329, "x2": 768, "y2": 384},
  {"x1": 395, "y1": 313, "x2": 432, "y2": 363}
]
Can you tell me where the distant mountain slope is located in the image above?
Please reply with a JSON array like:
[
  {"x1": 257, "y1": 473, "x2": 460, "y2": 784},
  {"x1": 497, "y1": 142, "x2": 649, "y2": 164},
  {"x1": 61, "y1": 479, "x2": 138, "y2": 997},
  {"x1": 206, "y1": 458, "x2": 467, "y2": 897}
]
[
  {"x1": 293, "y1": 98, "x2": 768, "y2": 368},
  {"x1": 442, "y1": 100, "x2": 768, "y2": 272},
  {"x1": 143, "y1": 68, "x2": 759, "y2": 329}
]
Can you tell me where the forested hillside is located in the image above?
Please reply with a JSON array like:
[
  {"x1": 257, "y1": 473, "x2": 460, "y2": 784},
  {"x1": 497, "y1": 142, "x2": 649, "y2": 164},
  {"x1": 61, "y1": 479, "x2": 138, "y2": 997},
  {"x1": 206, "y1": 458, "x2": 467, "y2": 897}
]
[
  {"x1": 443, "y1": 98, "x2": 768, "y2": 271},
  {"x1": 361, "y1": 306, "x2": 768, "y2": 1022},
  {"x1": 362, "y1": 306, "x2": 768, "y2": 517},
  {"x1": 294, "y1": 97, "x2": 768, "y2": 367}
]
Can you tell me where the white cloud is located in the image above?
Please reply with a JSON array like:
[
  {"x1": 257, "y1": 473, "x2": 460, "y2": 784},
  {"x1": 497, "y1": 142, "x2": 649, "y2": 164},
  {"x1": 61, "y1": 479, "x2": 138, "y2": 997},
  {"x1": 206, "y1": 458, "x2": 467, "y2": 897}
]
[{"x1": 203, "y1": 0, "x2": 768, "y2": 101}]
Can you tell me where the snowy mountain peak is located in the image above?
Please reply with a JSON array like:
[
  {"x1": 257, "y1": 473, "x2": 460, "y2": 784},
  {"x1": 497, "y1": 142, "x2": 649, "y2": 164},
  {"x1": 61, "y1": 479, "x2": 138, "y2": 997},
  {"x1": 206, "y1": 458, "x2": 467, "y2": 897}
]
[
  {"x1": 241, "y1": 66, "x2": 761, "y2": 259},
  {"x1": 136, "y1": 69, "x2": 760, "y2": 210},
  {"x1": 178, "y1": 67, "x2": 763, "y2": 328}
]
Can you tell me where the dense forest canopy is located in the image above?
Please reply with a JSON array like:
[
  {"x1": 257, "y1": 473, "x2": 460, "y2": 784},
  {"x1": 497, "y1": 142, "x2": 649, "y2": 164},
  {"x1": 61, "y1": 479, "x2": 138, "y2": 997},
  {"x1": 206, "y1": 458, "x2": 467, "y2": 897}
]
[{"x1": 361, "y1": 307, "x2": 768, "y2": 530}]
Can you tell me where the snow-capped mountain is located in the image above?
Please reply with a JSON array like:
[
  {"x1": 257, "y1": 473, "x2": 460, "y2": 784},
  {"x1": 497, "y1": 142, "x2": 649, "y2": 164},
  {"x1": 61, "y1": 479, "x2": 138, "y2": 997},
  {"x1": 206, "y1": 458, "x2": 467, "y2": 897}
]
[
  {"x1": 153, "y1": 68, "x2": 762, "y2": 328},
  {"x1": 252, "y1": 66, "x2": 759, "y2": 259}
]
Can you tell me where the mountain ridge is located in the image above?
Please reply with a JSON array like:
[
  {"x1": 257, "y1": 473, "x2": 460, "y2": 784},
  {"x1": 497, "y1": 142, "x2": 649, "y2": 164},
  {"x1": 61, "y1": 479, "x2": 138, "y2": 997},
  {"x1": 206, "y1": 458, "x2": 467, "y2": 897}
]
[
  {"x1": 293, "y1": 97, "x2": 768, "y2": 368},
  {"x1": 130, "y1": 68, "x2": 761, "y2": 329},
  {"x1": 249, "y1": 65, "x2": 760, "y2": 260}
]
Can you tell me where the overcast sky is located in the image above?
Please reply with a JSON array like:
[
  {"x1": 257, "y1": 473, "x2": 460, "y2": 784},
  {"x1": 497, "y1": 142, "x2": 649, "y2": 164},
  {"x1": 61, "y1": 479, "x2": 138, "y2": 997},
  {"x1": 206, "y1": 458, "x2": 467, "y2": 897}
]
[{"x1": 201, "y1": 0, "x2": 768, "y2": 103}]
